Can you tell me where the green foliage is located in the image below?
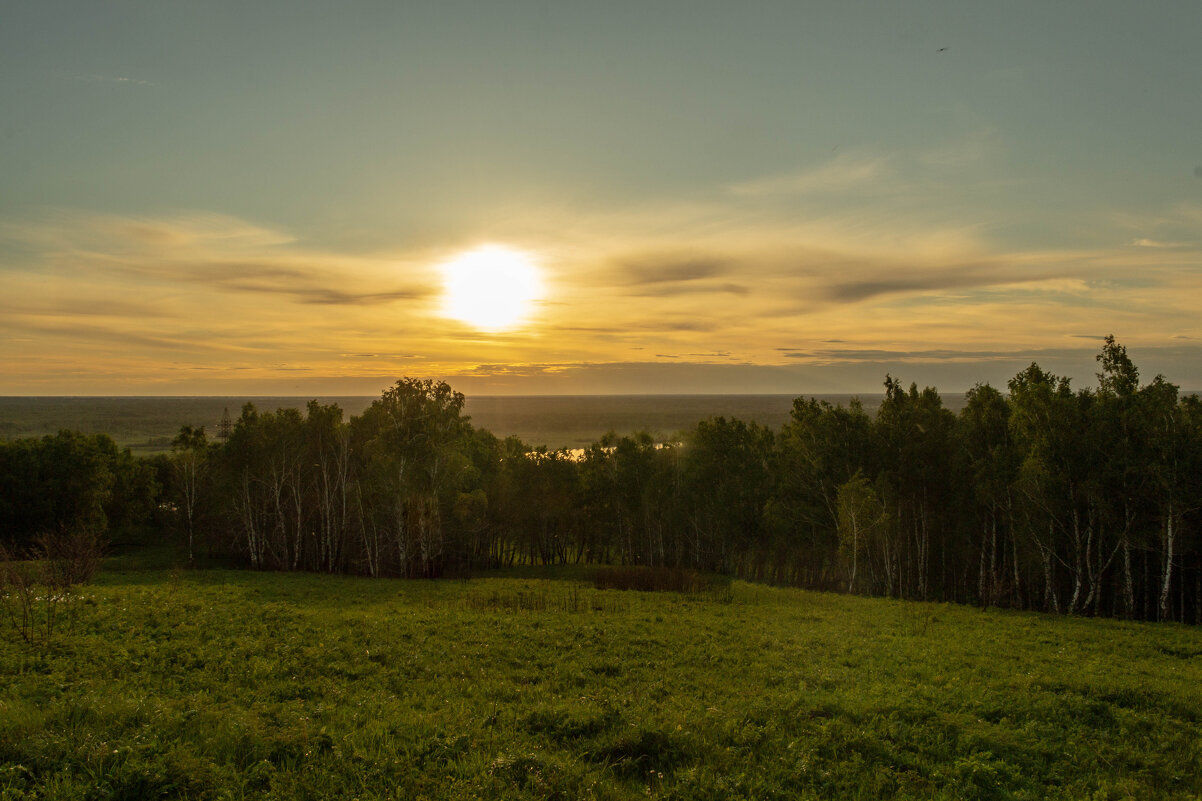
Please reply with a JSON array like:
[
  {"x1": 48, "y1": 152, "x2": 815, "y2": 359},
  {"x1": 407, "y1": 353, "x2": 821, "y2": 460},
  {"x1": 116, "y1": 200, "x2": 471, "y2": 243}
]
[
  {"x1": 2, "y1": 569, "x2": 1200, "y2": 799},
  {"x1": 0, "y1": 431, "x2": 159, "y2": 550},
  {"x1": 351, "y1": 379, "x2": 473, "y2": 577},
  {"x1": 683, "y1": 417, "x2": 774, "y2": 572},
  {"x1": 835, "y1": 470, "x2": 889, "y2": 593}
]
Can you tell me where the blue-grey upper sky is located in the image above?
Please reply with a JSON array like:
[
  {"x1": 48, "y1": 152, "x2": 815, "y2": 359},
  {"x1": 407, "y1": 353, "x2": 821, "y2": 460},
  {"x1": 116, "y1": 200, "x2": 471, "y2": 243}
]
[{"x1": 2, "y1": 1, "x2": 1200, "y2": 394}]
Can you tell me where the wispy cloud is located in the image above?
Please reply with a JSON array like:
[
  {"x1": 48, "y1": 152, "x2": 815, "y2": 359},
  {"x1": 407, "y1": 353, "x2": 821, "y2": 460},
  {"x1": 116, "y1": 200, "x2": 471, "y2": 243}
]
[
  {"x1": 1131, "y1": 238, "x2": 1193, "y2": 249},
  {"x1": 66, "y1": 72, "x2": 158, "y2": 87},
  {"x1": 616, "y1": 254, "x2": 731, "y2": 285},
  {"x1": 1, "y1": 212, "x2": 435, "y2": 307},
  {"x1": 1111, "y1": 204, "x2": 1202, "y2": 250},
  {"x1": 0, "y1": 210, "x2": 467, "y2": 392},
  {"x1": 779, "y1": 348, "x2": 1033, "y2": 362},
  {"x1": 729, "y1": 153, "x2": 890, "y2": 197},
  {"x1": 627, "y1": 281, "x2": 750, "y2": 298},
  {"x1": 216, "y1": 276, "x2": 429, "y2": 306},
  {"x1": 521, "y1": 191, "x2": 1202, "y2": 384},
  {"x1": 919, "y1": 128, "x2": 1001, "y2": 170},
  {"x1": 4, "y1": 180, "x2": 1202, "y2": 393}
]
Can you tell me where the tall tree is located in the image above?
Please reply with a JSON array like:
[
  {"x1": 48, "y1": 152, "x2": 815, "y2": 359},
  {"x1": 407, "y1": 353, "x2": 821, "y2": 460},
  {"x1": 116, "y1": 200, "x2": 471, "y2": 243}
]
[
  {"x1": 681, "y1": 417, "x2": 773, "y2": 574},
  {"x1": 874, "y1": 378, "x2": 957, "y2": 600},
  {"x1": 960, "y1": 383, "x2": 1018, "y2": 608},
  {"x1": 1093, "y1": 335, "x2": 1145, "y2": 617},
  {"x1": 171, "y1": 425, "x2": 208, "y2": 564},
  {"x1": 836, "y1": 470, "x2": 889, "y2": 593},
  {"x1": 1139, "y1": 375, "x2": 1184, "y2": 621},
  {"x1": 768, "y1": 397, "x2": 873, "y2": 588},
  {"x1": 352, "y1": 379, "x2": 471, "y2": 576}
]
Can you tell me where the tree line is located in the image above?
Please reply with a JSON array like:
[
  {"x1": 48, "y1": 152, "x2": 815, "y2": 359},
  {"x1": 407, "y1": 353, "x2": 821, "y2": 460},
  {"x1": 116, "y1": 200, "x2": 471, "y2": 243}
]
[{"x1": 1, "y1": 337, "x2": 1199, "y2": 623}]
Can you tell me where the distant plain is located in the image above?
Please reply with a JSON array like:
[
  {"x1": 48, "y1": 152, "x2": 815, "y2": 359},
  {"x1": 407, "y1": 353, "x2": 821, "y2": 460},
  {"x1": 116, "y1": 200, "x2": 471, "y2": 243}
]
[{"x1": 0, "y1": 394, "x2": 969, "y2": 452}]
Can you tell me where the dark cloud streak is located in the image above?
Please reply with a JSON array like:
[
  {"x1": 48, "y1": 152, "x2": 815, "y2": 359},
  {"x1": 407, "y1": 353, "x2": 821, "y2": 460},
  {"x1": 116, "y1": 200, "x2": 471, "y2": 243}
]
[
  {"x1": 100, "y1": 258, "x2": 433, "y2": 306},
  {"x1": 626, "y1": 282, "x2": 750, "y2": 298},
  {"x1": 617, "y1": 255, "x2": 731, "y2": 285}
]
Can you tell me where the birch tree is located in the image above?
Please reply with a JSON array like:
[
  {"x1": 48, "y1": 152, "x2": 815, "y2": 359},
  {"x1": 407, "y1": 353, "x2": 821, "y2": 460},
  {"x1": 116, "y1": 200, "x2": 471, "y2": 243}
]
[{"x1": 171, "y1": 425, "x2": 208, "y2": 564}]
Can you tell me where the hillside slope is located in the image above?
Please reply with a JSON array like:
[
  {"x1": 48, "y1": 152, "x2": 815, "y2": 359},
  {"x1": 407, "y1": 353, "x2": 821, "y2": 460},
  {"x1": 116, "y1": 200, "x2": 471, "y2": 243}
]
[{"x1": 1, "y1": 568, "x2": 1199, "y2": 799}]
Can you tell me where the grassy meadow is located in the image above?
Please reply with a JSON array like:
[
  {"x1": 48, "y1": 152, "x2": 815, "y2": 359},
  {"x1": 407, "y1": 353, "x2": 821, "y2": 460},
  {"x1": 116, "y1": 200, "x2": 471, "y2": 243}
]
[{"x1": 2, "y1": 561, "x2": 1200, "y2": 800}]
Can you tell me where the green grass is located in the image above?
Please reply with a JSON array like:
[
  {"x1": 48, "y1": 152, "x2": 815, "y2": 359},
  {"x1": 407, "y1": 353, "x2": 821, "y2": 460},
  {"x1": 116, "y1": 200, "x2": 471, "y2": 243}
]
[{"x1": 2, "y1": 565, "x2": 1200, "y2": 800}]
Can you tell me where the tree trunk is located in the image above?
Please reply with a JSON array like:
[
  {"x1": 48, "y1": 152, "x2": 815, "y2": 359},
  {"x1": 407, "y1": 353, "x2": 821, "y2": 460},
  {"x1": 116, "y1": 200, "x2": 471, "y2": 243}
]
[
  {"x1": 1122, "y1": 536, "x2": 1134, "y2": 619},
  {"x1": 847, "y1": 508, "x2": 858, "y2": 594},
  {"x1": 1067, "y1": 509, "x2": 1083, "y2": 614},
  {"x1": 1160, "y1": 503, "x2": 1175, "y2": 622}
]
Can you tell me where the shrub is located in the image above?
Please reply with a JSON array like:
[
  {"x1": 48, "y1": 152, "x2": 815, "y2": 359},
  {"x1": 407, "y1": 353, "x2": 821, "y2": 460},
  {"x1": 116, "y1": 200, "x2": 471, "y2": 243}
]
[{"x1": 0, "y1": 528, "x2": 104, "y2": 647}]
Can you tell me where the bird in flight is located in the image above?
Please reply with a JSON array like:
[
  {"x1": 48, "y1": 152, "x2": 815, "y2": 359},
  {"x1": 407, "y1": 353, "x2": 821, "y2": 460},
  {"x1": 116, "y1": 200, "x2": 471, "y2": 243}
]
[{"x1": 937, "y1": 47, "x2": 948, "y2": 52}]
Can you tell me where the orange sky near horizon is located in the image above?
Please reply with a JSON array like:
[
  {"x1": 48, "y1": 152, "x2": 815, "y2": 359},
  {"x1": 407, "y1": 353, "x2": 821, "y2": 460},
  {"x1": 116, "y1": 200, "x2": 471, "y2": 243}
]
[{"x1": 2, "y1": 3, "x2": 1200, "y2": 395}]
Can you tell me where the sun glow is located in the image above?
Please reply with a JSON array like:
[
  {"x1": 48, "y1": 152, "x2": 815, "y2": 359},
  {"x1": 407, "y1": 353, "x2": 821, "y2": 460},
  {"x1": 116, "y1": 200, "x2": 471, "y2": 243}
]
[{"x1": 439, "y1": 245, "x2": 543, "y2": 331}]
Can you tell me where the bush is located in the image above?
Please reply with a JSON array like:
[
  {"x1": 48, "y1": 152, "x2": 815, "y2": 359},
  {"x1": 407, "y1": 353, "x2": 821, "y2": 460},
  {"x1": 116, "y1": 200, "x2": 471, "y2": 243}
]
[{"x1": 0, "y1": 529, "x2": 104, "y2": 647}]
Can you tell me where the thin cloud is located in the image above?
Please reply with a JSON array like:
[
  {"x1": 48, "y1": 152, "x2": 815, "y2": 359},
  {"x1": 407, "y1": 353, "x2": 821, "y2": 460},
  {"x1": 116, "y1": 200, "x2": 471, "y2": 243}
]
[
  {"x1": 616, "y1": 255, "x2": 730, "y2": 285},
  {"x1": 0, "y1": 211, "x2": 463, "y2": 393},
  {"x1": 1131, "y1": 238, "x2": 1193, "y2": 249},
  {"x1": 742, "y1": 250, "x2": 1075, "y2": 309},
  {"x1": 603, "y1": 252, "x2": 750, "y2": 298},
  {"x1": 583, "y1": 319, "x2": 721, "y2": 334},
  {"x1": 67, "y1": 72, "x2": 158, "y2": 87},
  {"x1": 6, "y1": 192, "x2": 1202, "y2": 394},
  {"x1": 779, "y1": 348, "x2": 1034, "y2": 362},
  {"x1": 9, "y1": 319, "x2": 265, "y2": 354},
  {"x1": 1111, "y1": 204, "x2": 1202, "y2": 247},
  {"x1": 636, "y1": 319, "x2": 721, "y2": 333},
  {"x1": 0, "y1": 295, "x2": 171, "y2": 319},
  {"x1": 223, "y1": 281, "x2": 428, "y2": 306},
  {"x1": 729, "y1": 153, "x2": 890, "y2": 197},
  {"x1": 628, "y1": 281, "x2": 750, "y2": 298},
  {"x1": 819, "y1": 262, "x2": 1018, "y2": 303},
  {"x1": 554, "y1": 325, "x2": 636, "y2": 334},
  {"x1": 2, "y1": 212, "x2": 435, "y2": 307},
  {"x1": 919, "y1": 128, "x2": 1001, "y2": 170}
]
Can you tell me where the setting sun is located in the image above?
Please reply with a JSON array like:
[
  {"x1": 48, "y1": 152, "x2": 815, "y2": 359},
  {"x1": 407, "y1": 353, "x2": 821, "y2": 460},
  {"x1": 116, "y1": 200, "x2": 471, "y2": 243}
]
[{"x1": 439, "y1": 245, "x2": 543, "y2": 332}]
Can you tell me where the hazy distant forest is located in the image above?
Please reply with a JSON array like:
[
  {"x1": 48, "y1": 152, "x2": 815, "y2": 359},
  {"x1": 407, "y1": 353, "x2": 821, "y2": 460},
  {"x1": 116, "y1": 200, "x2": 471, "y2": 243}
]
[{"x1": 2, "y1": 337, "x2": 1200, "y2": 624}]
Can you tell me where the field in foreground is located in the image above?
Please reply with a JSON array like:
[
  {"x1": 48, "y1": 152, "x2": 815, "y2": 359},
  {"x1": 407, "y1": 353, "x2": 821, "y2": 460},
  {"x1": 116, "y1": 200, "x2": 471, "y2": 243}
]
[{"x1": 1, "y1": 568, "x2": 1200, "y2": 800}]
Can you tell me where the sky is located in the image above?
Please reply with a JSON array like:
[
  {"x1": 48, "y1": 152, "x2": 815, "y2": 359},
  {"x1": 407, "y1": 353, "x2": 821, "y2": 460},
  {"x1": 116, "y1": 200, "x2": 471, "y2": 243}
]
[{"x1": 2, "y1": 1, "x2": 1201, "y2": 396}]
